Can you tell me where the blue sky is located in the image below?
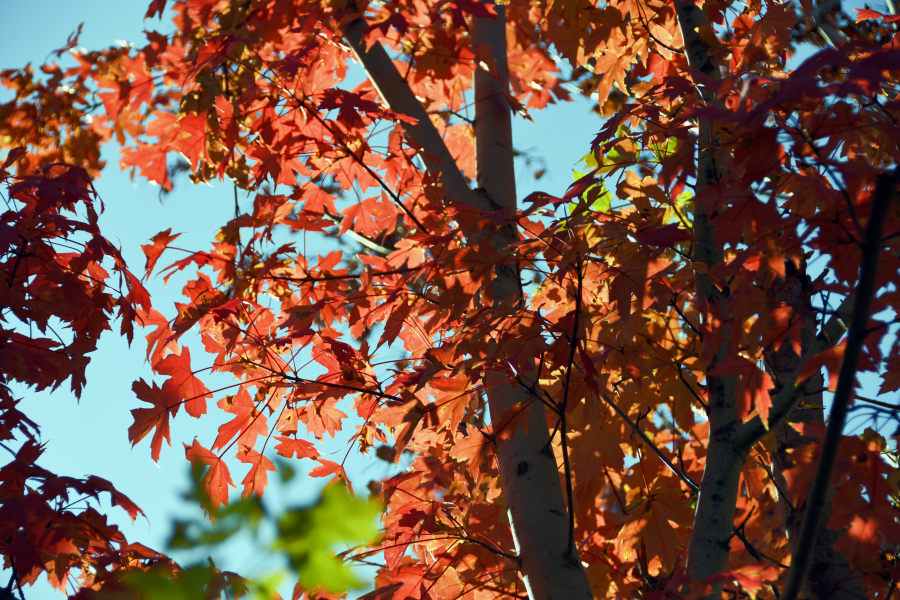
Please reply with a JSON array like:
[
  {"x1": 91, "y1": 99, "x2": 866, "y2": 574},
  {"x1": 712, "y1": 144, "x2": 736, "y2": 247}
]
[
  {"x1": 1, "y1": 3, "x2": 601, "y2": 597},
  {"x1": 1, "y1": 3, "x2": 245, "y2": 596}
]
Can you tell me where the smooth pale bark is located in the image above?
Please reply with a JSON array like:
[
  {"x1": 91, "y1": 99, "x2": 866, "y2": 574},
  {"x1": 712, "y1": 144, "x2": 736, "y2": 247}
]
[
  {"x1": 472, "y1": 9, "x2": 592, "y2": 600},
  {"x1": 672, "y1": 1, "x2": 747, "y2": 587},
  {"x1": 342, "y1": 17, "x2": 483, "y2": 214},
  {"x1": 674, "y1": 1, "x2": 891, "y2": 595},
  {"x1": 685, "y1": 387, "x2": 745, "y2": 590},
  {"x1": 344, "y1": 6, "x2": 592, "y2": 599}
]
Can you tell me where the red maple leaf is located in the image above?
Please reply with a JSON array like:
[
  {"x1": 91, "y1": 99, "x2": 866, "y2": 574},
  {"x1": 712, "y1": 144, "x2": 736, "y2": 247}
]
[
  {"x1": 236, "y1": 446, "x2": 276, "y2": 497},
  {"x1": 274, "y1": 435, "x2": 319, "y2": 459},
  {"x1": 184, "y1": 439, "x2": 234, "y2": 509},
  {"x1": 308, "y1": 458, "x2": 345, "y2": 482},
  {"x1": 141, "y1": 228, "x2": 181, "y2": 277},
  {"x1": 129, "y1": 379, "x2": 178, "y2": 462},
  {"x1": 212, "y1": 387, "x2": 269, "y2": 451},
  {"x1": 156, "y1": 347, "x2": 211, "y2": 418}
]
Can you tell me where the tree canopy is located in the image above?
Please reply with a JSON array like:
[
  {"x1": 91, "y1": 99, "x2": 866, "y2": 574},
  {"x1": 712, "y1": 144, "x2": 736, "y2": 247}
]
[{"x1": 2, "y1": 0, "x2": 900, "y2": 598}]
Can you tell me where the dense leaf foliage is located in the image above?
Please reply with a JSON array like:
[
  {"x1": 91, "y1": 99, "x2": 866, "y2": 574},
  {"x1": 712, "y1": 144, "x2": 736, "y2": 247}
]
[
  {"x1": 3, "y1": 0, "x2": 900, "y2": 598},
  {"x1": 0, "y1": 152, "x2": 171, "y2": 593}
]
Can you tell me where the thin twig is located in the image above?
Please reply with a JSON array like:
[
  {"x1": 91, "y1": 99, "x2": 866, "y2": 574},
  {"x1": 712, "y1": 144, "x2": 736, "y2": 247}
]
[
  {"x1": 245, "y1": 48, "x2": 429, "y2": 234},
  {"x1": 598, "y1": 391, "x2": 700, "y2": 492},
  {"x1": 559, "y1": 257, "x2": 584, "y2": 555},
  {"x1": 730, "y1": 506, "x2": 789, "y2": 568}
]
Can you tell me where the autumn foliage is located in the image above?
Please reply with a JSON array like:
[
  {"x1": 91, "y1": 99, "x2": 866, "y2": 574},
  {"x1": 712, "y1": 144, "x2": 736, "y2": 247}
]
[
  {"x1": 3, "y1": 0, "x2": 900, "y2": 598},
  {"x1": 0, "y1": 152, "x2": 172, "y2": 592}
]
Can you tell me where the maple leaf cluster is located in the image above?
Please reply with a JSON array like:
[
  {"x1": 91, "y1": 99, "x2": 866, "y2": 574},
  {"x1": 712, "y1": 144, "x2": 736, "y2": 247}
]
[
  {"x1": 3, "y1": 0, "x2": 900, "y2": 598},
  {"x1": 0, "y1": 149, "x2": 173, "y2": 593}
]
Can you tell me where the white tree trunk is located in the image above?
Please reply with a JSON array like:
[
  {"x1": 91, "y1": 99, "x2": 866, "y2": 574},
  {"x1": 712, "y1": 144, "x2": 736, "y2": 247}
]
[{"x1": 344, "y1": 5, "x2": 593, "y2": 598}]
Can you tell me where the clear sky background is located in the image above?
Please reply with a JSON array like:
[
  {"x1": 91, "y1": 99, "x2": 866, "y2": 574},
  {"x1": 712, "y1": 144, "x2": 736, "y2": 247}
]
[{"x1": 1, "y1": 2, "x2": 603, "y2": 597}]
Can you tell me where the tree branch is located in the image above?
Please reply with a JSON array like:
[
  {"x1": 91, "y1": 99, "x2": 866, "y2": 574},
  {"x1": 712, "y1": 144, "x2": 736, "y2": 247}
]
[
  {"x1": 735, "y1": 295, "x2": 854, "y2": 449},
  {"x1": 781, "y1": 167, "x2": 900, "y2": 600},
  {"x1": 598, "y1": 391, "x2": 700, "y2": 492},
  {"x1": 673, "y1": 0, "x2": 748, "y2": 589},
  {"x1": 321, "y1": 208, "x2": 393, "y2": 254},
  {"x1": 341, "y1": 11, "x2": 488, "y2": 215},
  {"x1": 470, "y1": 5, "x2": 591, "y2": 599},
  {"x1": 560, "y1": 258, "x2": 585, "y2": 554}
]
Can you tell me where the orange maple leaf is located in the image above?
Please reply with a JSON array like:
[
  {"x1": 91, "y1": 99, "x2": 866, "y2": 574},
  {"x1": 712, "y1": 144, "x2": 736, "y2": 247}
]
[{"x1": 184, "y1": 439, "x2": 234, "y2": 510}]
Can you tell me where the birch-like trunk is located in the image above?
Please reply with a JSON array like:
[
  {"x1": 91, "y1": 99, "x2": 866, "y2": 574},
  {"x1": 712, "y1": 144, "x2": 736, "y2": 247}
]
[
  {"x1": 675, "y1": 1, "x2": 881, "y2": 594},
  {"x1": 671, "y1": 1, "x2": 748, "y2": 586},
  {"x1": 344, "y1": 5, "x2": 592, "y2": 598},
  {"x1": 472, "y1": 9, "x2": 592, "y2": 600}
]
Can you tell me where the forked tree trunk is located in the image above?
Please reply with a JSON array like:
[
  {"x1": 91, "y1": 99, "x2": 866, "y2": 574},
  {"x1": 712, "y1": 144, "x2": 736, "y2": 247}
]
[
  {"x1": 675, "y1": 0, "x2": 879, "y2": 595},
  {"x1": 344, "y1": 4, "x2": 593, "y2": 598}
]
